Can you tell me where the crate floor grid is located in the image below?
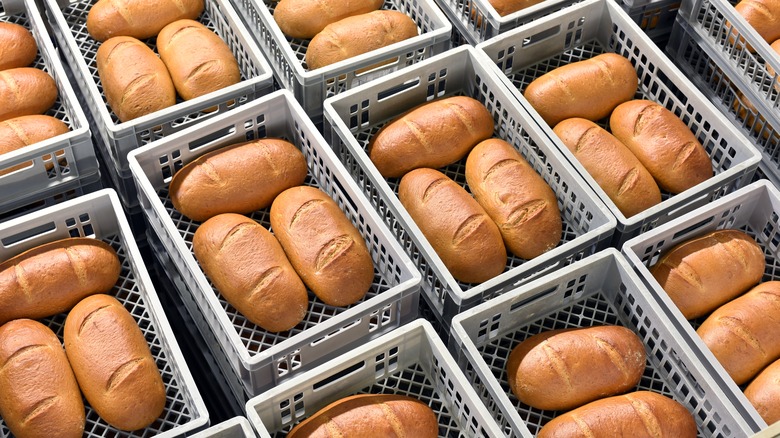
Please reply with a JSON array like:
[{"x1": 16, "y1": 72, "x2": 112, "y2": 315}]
[{"x1": 0, "y1": 235, "x2": 195, "y2": 438}]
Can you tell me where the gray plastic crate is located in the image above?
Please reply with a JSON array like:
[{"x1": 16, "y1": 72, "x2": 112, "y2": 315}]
[
  {"x1": 450, "y1": 249, "x2": 761, "y2": 437},
  {"x1": 0, "y1": 0, "x2": 97, "y2": 215},
  {"x1": 622, "y1": 179, "x2": 780, "y2": 435},
  {"x1": 246, "y1": 319, "x2": 504, "y2": 437},
  {"x1": 323, "y1": 44, "x2": 616, "y2": 338},
  {"x1": 621, "y1": 0, "x2": 681, "y2": 45},
  {"x1": 128, "y1": 89, "x2": 422, "y2": 396},
  {"x1": 0, "y1": 189, "x2": 208, "y2": 438},
  {"x1": 230, "y1": 0, "x2": 451, "y2": 126},
  {"x1": 476, "y1": 0, "x2": 761, "y2": 247},
  {"x1": 192, "y1": 417, "x2": 255, "y2": 438}
]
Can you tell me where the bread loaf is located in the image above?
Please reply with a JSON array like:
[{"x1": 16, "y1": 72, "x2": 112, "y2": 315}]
[
  {"x1": 537, "y1": 391, "x2": 697, "y2": 438},
  {"x1": 464, "y1": 138, "x2": 562, "y2": 259},
  {"x1": 287, "y1": 394, "x2": 438, "y2": 438},
  {"x1": 157, "y1": 19, "x2": 240, "y2": 100},
  {"x1": 744, "y1": 358, "x2": 780, "y2": 424},
  {"x1": 0, "y1": 67, "x2": 57, "y2": 122},
  {"x1": 553, "y1": 118, "x2": 661, "y2": 217},
  {"x1": 192, "y1": 213, "x2": 308, "y2": 332},
  {"x1": 488, "y1": 0, "x2": 545, "y2": 15},
  {"x1": 649, "y1": 229, "x2": 764, "y2": 319},
  {"x1": 269, "y1": 186, "x2": 374, "y2": 307},
  {"x1": 697, "y1": 281, "x2": 780, "y2": 385},
  {"x1": 0, "y1": 319, "x2": 85, "y2": 438},
  {"x1": 398, "y1": 168, "x2": 506, "y2": 283},
  {"x1": 735, "y1": 0, "x2": 780, "y2": 45},
  {"x1": 306, "y1": 10, "x2": 419, "y2": 70},
  {"x1": 0, "y1": 114, "x2": 69, "y2": 176},
  {"x1": 0, "y1": 237, "x2": 121, "y2": 325},
  {"x1": 506, "y1": 326, "x2": 646, "y2": 411},
  {"x1": 0, "y1": 23, "x2": 37, "y2": 71},
  {"x1": 169, "y1": 138, "x2": 307, "y2": 221},
  {"x1": 86, "y1": 0, "x2": 204, "y2": 41},
  {"x1": 96, "y1": 36, "x2": 176, "y2": 123},
  {"x1": 523, "y1": 53, "x2": 638, "y2": 126},
  {"x1": 64, "y1": 294, "x2": 166, "y2": 431},
  {"x1": 273, "y1": 0, "x2": 384, "y2": 39},
  {"x1": 368, "y1": 96, "x2": 494, "y2": 178}
]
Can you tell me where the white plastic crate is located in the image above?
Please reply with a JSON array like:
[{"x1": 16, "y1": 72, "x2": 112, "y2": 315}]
[
  {"x1": 230, "y1": 0, "x2": 451, "y2": 126},
  {"x1": 323, "y1": 45, "x2": 616, "y2": 337},
  {"x1": 0, "y1": 0, "x2": 97, "y2": 215},
  {"x1": 128, "y1": 89, "x2": 422, "y2": 396},
  {"x1": 450, "y1": 249, "x2": 761, "y2": 436},
  {"x1": 622, "y1": 179, "x2": 780, "y2": 435},
  {"x1": 0, "y1": 171, "x2": 102, "y2": 224},
  {"x1": 246, "y1": 319, "x2": 504, "y2": 437},
  {"x1": 475, "y1": 0, "x2": 761, "y2": 247},
  {"x1": 192, "y1": 417, "x2": 255, "y2": 438},
  {"x1": 0, "y1": 189, "x2": 208, "y2": 438}
]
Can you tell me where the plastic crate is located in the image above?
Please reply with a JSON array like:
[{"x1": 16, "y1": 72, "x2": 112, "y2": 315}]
[
  {"x1": 192, "y1": 417, "x2": 255, "y2": 438},
  {"x1": 229, "y1": 0, "x2": 451, "y2": 126},
  {"x1": 127, "y1": 89, "x2": 422, "y2": 396},
  {"x1": 42, "y1": 0, "x2": 275, "y2": 175},
  {"x1": 475, "y1": 0, "x2": 761, "y2": 247},
  {"x1": 0, "y1": 0, "x2": 97, "y2": 215},
  {"x1": 621, "y1": 179, "x2": 780, "y2": 434},
  {"x1": 0, "y1": 170, "x2": 102, "y2": 224},
  {"x1": 621, "y1": 0, "x2": 681, "y2": 46},
  {"x1": 0, "y1": 189, "x2": 209, "y2": 438},
  {"x1": 450, "y1": 249, "x2": 761, "y2": 437},
  {"x1": 246, "y1": 319, "x2": 504, "y2": 437},
  {"x1": 323, "y1": 44, "x2": 616, "y2": 338}
]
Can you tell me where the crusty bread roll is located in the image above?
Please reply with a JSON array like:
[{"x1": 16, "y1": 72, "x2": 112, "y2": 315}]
[
  {"x1": 305, "y1": 10, "x2": 419, "y2": 70},
  {"x1": 735, "y1": 0, "x2": 780, "y2": 45},
  {"x1": 523, "y1": 53, "x2": 638, "y2": 126},
  {"x1": 64, "y1": 294, "x2": 166, "y2": 431},
  {"x1": 488, "y1": 0, "x2": 545, "y2": 15},
  {"x1": 270, "y1": 186, "x2": 374, "y2": 307},
  {"x1": 86, "y1": 0, "x2": 204, "y2": 41},
  {"x1": 192, "y1": 213, "x2": 308, "y2": 332},
  {"x1": 273, "y1": 0, "x2": 384, "y2": 39},
  {"x1": 0, "y1": 237, "x2": 121, "y2": 325},
  {"x1": 169, "y1": 138, "x2": 308, "y2": 221},
  {"x1": 610, "y1": 99, "x2": 713, "y2": 194},
  {"x1": 398, "y1": 168, "x2": 506, "y2": 283},
  {"x1": 506, "y1": 326, "x2": 646, "y2": 411},
  {"x1": 697, "y1": 281, "x2": 780, "y2": 385},
  {"x1": 537, "y1": 391, "x2": 697, "y2": 438},
  {"x1": 96, "y1": 36, "x2": 176, "y2": 123},
  {"x1": 553, "y1": 118, "x2": 661, "y2": 217},
  {"x1": 649, "y1": 229, "x2": 764, "y2": 320},
  {"x1": 0, "y1": 67, "x2": 57, "y2": 122},
  {"x1": 464, "y1": 138, "x2": 562, "y2": 259},
  {"x1": 0, "y1": 114, "x2": 69, "y2": 176},
  {"x1": 0, "y1": 319, "x2": 85, "y2": 438},
  {"x1": 287, "y1": 394, "x2": 438, "y2": 438},
  {"x1": 157, "y1": 19, "x2": 240, "y2": 100},
  {"x1": 0, "y1": 23, "x2": 37, "y2": 71},
  {"x1": 368, "y1": 96, "x2": 494, "y2": 178},
  {"x1": 744, "y1": 358, "x2": 780, "y2": 425}
]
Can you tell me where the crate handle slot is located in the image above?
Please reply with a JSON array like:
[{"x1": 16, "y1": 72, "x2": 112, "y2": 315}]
[
  {"x1": 671, "y1": 217, "x2": 714, "y2": 241},
  {"x1": 188, "y1": 126, "x2": 237, "y2": 152},
  {"x1": 377, "y1": 78, "x2": 421, "y2": 102},
  {"x1": 1, "y1": 222, "x2": 57, "y2": 249},
  {"x1": 510, "y1": 286, "x2": 559, "y2": 313},
  {"x1": 522, "y1": 25, "x2": 561, "y2": 48},
  {"x1": 312, "y1": 360, "x2": 365, "y2": 392}
]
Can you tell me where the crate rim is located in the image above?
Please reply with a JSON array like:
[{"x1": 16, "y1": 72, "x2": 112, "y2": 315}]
[{"x1": 190, "y1": 416, "x2": 254, "y2": 438}]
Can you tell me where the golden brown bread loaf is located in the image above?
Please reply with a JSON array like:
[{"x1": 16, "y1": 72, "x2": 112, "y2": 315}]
[
  {"x1": 523, "y1": 53, "x2": 638, "y2": 126},
  {"x1": 649, "y1": 229, "x2": 764, "y2": 320},
  {"x1": 506, "y1": 326, "x2": 646, "y2": 411},
  {"x1": 464, "y1": 138, "x2": 562, "y2": 259},
  {"x1": 305, "y1": 10, "x2": 419, "y2": 70},
  {"x1": 744, "y1": 358, "x2": 780, "y2": 424},
  {"x1": 0, "y1": 23, "x2": 37, "y2": 71},
  {"x1": 273, "y1": 0, "x2": 384, "y2": 39},
  {"x1": 169, "y1": 138, "x2": 308, "y2": 221},
  {"x1": 0, "y1": 237, "x2": 121, "y2": 325},
  {"x1": 157, "y1": 19, "x2": 240, "y2": 100},
  {"x1": 368, "y1": 96, "x2": 494, "y2": 178},
  {"x1": 735, "y1": 0, "x2": 780, "y2": 45},
  {"x1": 398, "y1": 168, "x2": 506, "y2": 283},
  {"x1": 488, "y1": 0, "x2": 545, "y2": 15},
  {"x1": 553, "y1": 118, "x2": 661, "y2": 217},
  {"x1": 537, "y1": 391, "x2": 697, "y2": 438},
  {"x1": 192, "y1": 213, "x2": 308, "y2": 332},
  {"x1": 610, "y1": 99, "x2": 713, "y2": 194},
  {"x1": 96, "y1": 36, "x2": 176, "y2": 123},
  {"x1": 697, "y1": 281, "x2": 780, "y2": 385},
  {"x1": 0, "y1": 319, "x2": 85, "y2": 438},
  {"x1": 287, "y1": 394, "x2": 438, "y2": 438},
  {"x1": 86, "y1": 0, "x2": 204, "y2": 41},
  {"x1": 64, "y1": 294, "x2": 166, "y2": 431},
  {"x1": 0, "y1": 114, "x2": 69, "y2": 176},
  {"x1": 269, "y1": 186, "x2": 374, "y2": 307},
  {"x1": 0, "y1": 67, "x2": 57, "y2": 123}
]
